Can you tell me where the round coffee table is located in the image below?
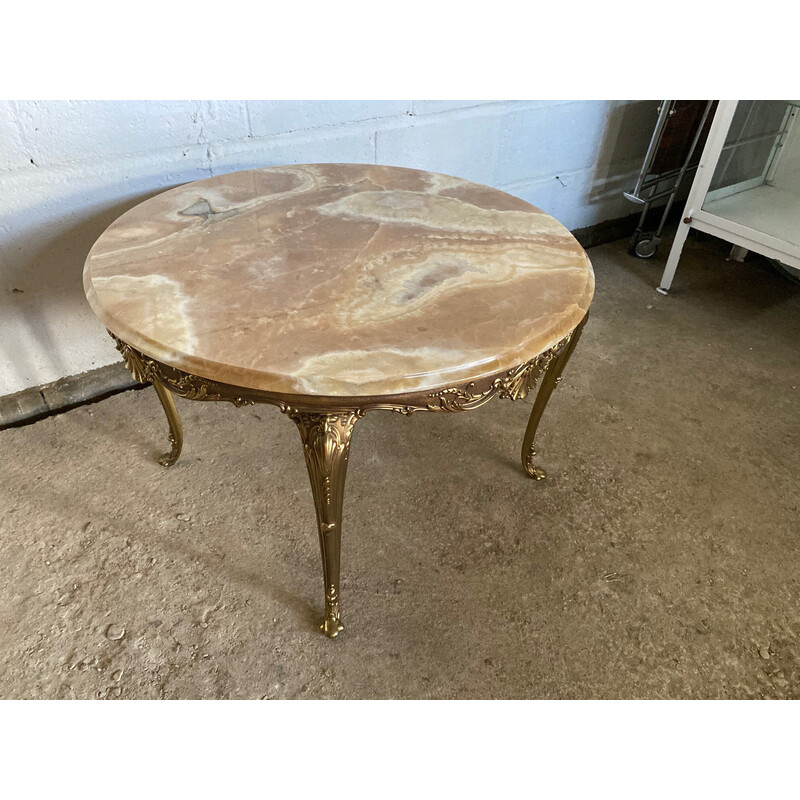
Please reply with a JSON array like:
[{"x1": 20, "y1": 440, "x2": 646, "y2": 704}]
[{"x1": 83, "y1": 163, "x2": 594, "y2": 638}]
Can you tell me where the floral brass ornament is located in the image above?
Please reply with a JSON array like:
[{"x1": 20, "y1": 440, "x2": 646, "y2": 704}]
[
  {"x1": 111, "y1": 334, "x2": 255, "y2": 407},
  {"x1": 112, "y1": 334, "x2": 157, "y2": 384},
  {"x1": 108, "y1": 311, "x2": 587, "y2": 637},
  {"x1": 420, "y1": 339, "x2": 567, "y2": 413}
]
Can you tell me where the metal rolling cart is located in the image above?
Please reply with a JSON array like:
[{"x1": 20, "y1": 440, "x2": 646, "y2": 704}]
[{"x1": 624, "y1": 100, "x2": 716, "y2": 258}]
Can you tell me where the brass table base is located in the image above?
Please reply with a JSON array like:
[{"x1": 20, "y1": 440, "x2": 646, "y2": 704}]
[{"x1": 110, "y1": 313, "x2": 588, "y2": 638}]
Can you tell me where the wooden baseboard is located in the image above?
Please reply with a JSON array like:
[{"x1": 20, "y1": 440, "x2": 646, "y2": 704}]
[{"x1": 0, "y1": 362, "x2": 142, "y2": 430}]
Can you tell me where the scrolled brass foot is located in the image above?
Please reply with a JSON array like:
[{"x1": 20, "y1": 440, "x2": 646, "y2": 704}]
[
  {"x1": 158, "y1": 431, "x2": 181, "y2": 468},
  {"x1": 523, "y1": 451, "x2": 547, "y2": 480},
  {"x1": 321, "y1": 602, "x2": 345, "y2": 638}
]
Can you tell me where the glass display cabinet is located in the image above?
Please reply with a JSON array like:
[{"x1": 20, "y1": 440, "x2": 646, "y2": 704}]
[{"x1": 659, "y1": 100, "x2": 800, "y2": 293}]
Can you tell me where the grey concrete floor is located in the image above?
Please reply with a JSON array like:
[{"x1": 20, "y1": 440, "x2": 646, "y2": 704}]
[{"x1": 2, "y1": 234, "x2": 799, "y2": 699}]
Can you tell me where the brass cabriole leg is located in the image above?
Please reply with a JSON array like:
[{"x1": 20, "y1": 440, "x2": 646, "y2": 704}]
[
  {"x1": 289, "y1": 410, "x2": 360, "y2": 638},
  {"x1": 152, "y1": 380, "x2": 183, "y2": 467},
  {"x1": 521, "y1": 313, "x2": 588, "y2": 480}
]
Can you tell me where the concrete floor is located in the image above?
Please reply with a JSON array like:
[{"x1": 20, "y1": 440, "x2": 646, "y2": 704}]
[{"x1": 2, "y1": 234, "x2": 799, "y2": 699}]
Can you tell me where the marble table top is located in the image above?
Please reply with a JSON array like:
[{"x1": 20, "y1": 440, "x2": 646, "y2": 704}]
[{"x1": 84, "y1": 164, "x2": 594, "y2": 396}]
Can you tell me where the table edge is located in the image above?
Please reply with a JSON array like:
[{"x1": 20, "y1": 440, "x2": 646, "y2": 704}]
[{"x1": 109, "y1": 317, "x2": 588, "y2": 414}]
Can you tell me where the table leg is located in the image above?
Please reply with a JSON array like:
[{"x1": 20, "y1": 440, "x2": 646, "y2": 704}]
[
  {"x1": 152, "y1": 381, "x2": 183, "y2": 467},
  {"x1": 521, "y1": 314, "x2": 588, "y2": 479},
  {"x1": 289, "y1": 410, "x2": 360, "y2": 638}
]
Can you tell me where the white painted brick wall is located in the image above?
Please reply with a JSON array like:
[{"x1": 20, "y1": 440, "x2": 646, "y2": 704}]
[{"x1": 0, "y1": 99, "x2": 655, "y2": 395}]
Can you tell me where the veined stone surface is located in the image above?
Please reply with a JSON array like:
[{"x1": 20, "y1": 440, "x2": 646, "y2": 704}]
[{"x1": 83, "y1": 164, "x2": 594, "y2": 396}]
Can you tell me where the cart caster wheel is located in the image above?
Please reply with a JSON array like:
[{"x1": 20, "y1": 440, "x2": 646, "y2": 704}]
[
  {"x1": 769, "y1": 258, "x2": 800, "y2": 286},
  {"x1": 627, "y1": 231, "x2": 642, "y2": 256},
  {"x1": 634, "y1": 237, "x2": 659, "y2": 258}
]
